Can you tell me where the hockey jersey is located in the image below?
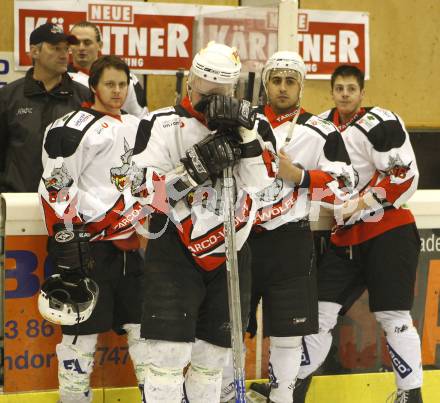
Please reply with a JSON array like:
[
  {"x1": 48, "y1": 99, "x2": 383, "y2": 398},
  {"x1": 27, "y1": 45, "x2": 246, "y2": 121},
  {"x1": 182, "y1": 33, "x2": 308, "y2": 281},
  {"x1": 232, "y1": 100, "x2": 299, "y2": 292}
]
[
  {"x1": 69, "y1": 66, "x2": 148, "y2": 118},
  {"x1": 39, "y1": 106, "x2": 147, "y2": 248},
  {"x1": 321, "y1": 106, "x2": 419, "y2": 246},
  {"x1": 253, "y1": 105, "x2": 354, "y2": 231},
  {"x1": 131, "y1": 96, "x2": 278, "y2": 271}
]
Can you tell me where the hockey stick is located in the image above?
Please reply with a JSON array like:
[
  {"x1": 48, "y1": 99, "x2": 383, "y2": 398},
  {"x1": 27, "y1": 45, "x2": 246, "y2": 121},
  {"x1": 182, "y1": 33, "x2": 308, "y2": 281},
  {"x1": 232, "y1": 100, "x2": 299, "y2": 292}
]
[{"x1": 222, "y1": 165, "x2": 246, "y2": 403}]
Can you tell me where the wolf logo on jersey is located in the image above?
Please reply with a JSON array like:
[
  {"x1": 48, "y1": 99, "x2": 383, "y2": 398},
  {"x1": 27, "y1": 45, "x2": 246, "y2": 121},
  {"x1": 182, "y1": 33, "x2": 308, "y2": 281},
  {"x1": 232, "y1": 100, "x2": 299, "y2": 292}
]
[
  {"x1": 111, "y1": 138, "x2": 134, "y2": 192},
  {"x1": 43, "y1": 163, "x2": 74, "y2": 203}
]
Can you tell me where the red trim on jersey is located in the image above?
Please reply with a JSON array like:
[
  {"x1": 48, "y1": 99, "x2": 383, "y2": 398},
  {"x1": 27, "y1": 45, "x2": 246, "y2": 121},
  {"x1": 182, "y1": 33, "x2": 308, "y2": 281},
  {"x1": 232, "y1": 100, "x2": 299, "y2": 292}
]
[
  {"x1": 181, "y1": 96, "x2": 206, "y2": 125},
  {"x1": 149, "y1": 171, "x2": 171, "y2": 214},
  {"x1": 177, "y1": 195, "x2": 253, "y2": 271},
  {"x1": 112, "y1": 233, "x2": 140, "y2": 251},
  {"x1": 332, "y1": 108, "x2": 366, "y2": 132},
  {"x1": 308, "y1": 170, "x2": 346, "y2": 205},
  {"x1": 80, "y1": 103, "x2": 122, "y2": 122},
  {"x1": 376, "y1": 174, "x2": 415, "y2": 204},
  {"x1": 41, "y1": 196, "x2": 83, "y2": 236},
  {"x1": 262, "y1": 149, "x2": 276, "y2": 177},
  {"x1": 264, "y1": 104, "x2": 305, "y2": 128},
  {"x1": 331, "y1": 208, "x2": 415, "y2": 246},
  {"x1": 254, "y1": 188, "x2": 298, "y2": 225}
]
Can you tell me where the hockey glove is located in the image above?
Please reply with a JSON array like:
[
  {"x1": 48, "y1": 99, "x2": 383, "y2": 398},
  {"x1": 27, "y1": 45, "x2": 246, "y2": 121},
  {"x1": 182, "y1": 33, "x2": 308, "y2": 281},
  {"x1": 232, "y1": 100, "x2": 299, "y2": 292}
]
[
  {"x1": 181, "y1": 133, "x2": 242, "y2": 185},
  {"x1": 48, "y1": 223, "x2": 93, "y2": 283},
  {"x1": 195, "y1": 95, "x2": 256, "y2": 131}
]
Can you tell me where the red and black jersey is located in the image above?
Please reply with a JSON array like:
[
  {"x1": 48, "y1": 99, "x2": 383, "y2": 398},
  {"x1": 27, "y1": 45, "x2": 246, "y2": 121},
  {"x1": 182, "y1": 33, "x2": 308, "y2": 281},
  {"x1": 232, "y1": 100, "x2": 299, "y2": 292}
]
[{"x1": 320, "y1": 106, "x2": 419, "y2": 246}]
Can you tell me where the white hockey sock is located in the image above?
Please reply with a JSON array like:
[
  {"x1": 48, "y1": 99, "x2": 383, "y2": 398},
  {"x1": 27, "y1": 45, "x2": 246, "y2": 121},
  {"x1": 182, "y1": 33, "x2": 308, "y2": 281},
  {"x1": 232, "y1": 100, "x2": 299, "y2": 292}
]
[
  {"x1": 268, "y1": 336, "x2": 302, "y2": 403},
  {"x1": 297, "y1": 301, "x2": 341, "y2": 380},
  {"x1": 220, "y1": 349, "x2": 235, "y2": 402},
  {"x1": 56, "y1": 334, "x2": 98, "y2": 403},
  {"x1": 185, "y1": 339, "x2": 229, "y2": 403},
  {"x1": 123, "y1": 323, "x2": 149, "y2": 386},
  {"x1": 375, "y1": 311, "x2": 423, "y2": 390},
  {"x1": 143, "y1": 340, "x2": 191, "y2": 403}
]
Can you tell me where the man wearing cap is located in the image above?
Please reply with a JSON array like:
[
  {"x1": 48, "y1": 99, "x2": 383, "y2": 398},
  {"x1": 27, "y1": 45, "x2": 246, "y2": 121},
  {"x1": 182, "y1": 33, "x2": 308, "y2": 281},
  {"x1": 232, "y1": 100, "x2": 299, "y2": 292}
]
[{"x1": 0, "y1": 23, "x2": 90, "y2": 192}]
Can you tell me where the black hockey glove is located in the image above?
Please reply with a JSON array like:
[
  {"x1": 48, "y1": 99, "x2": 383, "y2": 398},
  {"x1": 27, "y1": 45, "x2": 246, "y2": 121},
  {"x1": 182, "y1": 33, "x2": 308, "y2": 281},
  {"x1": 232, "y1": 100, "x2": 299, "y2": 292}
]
[
  {"x1": 181, "y1": 133, "x2": 242, "y2": 185},
  {"x1": 195, "y1": 95, "x2": 256, "y2": 131},
  {"x1": 48, "y1": 223, "x2": 93, "y2": 283}
]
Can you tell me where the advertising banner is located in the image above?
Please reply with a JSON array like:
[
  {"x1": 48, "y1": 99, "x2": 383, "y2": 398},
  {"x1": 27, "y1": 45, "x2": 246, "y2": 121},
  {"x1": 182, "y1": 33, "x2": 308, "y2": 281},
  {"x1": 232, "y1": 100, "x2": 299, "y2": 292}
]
[{"x1": 15, "y1": 1, "x2": 369, "y2": 79}]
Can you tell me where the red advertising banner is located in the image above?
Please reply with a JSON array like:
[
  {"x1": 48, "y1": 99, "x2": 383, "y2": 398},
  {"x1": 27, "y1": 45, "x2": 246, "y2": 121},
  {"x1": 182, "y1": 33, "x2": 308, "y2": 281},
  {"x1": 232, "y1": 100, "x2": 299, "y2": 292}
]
[
  {"x1": 15, "y1": 1, "x2": 233, "y2": 74},
  {"x1": 15, "y1": 1, "x2": 369, "y2": 78},
  {"x1": 198, "y1": 9, "x2": 370, "y2": 79}
]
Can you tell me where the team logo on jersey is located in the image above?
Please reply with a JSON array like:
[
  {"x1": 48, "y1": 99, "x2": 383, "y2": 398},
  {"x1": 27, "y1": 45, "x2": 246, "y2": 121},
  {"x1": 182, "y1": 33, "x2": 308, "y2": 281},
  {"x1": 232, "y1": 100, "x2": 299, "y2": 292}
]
[
  {"x1": 110, "y1": 138, "x2": 133, "y2": 192},
  {"x1": 43, "y1": 163, "x2": 73, "y2": 203},
  {"x1": 256, "y1": 178, "x2": 283, "y2": 202},
  {"x1": 385, "y1": 154, "x2": 411, "y2": 179}
]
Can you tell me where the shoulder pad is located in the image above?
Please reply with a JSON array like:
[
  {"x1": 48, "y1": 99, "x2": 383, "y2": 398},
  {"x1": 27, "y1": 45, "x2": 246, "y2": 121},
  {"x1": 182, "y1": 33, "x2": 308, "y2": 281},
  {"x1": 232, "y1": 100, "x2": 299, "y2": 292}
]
[
  {"x1": 257, "y1": 118, "x2": 276, "y2": 148},
  {"x1": 44, "y1": 110, "x2": 99, "y2": 158},
  {"x1": 357, "y1": 109, "x2": 406, "y2": 152},
  {"x1": 318, "y1": 109, "x2": 332, "y2": 120},
  {"x1": 304, "y1": 115, "x2": 337, "y2": 136},
  {"x1": 66, "y1": 110, "x2": 96, "y2": 131}
]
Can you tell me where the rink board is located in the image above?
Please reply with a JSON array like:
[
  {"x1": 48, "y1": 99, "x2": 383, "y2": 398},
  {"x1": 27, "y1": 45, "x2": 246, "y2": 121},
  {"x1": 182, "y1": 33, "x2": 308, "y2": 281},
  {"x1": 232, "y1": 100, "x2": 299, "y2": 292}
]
[{"x1": 0, "y1": 370, "x2": 439, "y2": 402}]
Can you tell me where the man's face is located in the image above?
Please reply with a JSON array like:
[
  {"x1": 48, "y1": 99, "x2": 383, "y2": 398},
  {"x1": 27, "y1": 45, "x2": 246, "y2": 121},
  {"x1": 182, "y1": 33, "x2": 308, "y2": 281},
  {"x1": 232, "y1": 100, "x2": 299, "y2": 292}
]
[
  {"x1": 32, "y1": 41, "x2": 69, "y2": 75},
  {"x1": 331, "y1": 75, "x2": 364, "y2": 117},
  {"x1": 92, "y1": 67, "x2": 128, "y2": 113},
  {"x1": 266, "y1": 69, "x2": 301, "y2": 114},
  {"x1": 70, "y1": 26, "x2": 102, "y2": 69}
]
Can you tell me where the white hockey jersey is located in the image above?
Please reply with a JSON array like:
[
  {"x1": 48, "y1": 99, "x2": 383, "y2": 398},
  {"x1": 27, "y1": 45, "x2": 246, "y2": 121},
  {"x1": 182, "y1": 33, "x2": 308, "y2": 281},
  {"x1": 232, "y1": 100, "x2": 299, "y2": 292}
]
[
  {"x1": 69, "y1": 66, "x2": 148, "y2": 118},
  {"x1": 39, "y1": 107, "x2": 146, "y2": 249},
  {"x1": 131, "y1": 96, "x2": 278, "y2": 271},
  {"x1": 321, "y1": 106, "x2": 419, "y2": 246},
  {"x1": 253, "y1": 105, "x2": 354, "y2": 231}
]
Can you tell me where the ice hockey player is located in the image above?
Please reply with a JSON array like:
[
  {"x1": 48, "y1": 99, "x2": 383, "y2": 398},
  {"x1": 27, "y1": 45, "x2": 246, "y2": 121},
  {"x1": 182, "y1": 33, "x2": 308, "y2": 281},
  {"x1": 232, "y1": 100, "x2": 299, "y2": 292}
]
[
  {"x1": 38, "y1": 55, "x2": 148, "y2": 403},
  {"x1": 130, "y1": 41, "x2": 278, "y2": 403},
  {"x1": 294, "y1": 65, "x2": 423, "y2": 403},
  {"x1": 221, "y1": 51, "x2": 354, "y2": 403}
]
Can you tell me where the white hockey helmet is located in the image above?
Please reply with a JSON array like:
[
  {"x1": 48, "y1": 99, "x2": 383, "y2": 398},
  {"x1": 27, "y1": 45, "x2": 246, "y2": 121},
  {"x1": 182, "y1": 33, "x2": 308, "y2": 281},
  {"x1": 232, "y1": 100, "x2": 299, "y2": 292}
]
[
  {"x1": 38, "y1": 274, "x2": 99, "y2": 326},
  {"x1": 191, "y1": 41, "x2": 241, "y2": 85},
  {"x1": 262, "y1": 51, "x2": 306, "y2": 91}
]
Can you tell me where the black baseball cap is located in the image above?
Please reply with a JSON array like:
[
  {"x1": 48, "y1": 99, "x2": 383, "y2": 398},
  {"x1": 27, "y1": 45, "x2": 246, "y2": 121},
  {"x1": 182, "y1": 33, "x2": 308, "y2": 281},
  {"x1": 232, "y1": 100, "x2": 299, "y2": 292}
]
[{"x1": 30, "y1": 23, "x2": 79, "y2": 46}]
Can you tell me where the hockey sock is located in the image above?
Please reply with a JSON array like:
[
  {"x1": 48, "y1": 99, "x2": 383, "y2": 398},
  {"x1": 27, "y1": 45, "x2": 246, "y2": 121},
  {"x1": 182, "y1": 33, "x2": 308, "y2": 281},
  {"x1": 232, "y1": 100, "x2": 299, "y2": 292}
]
[
  {"x1": 297, "y1": 301, "x2": 341, "y2": 380},
  {"x1": 122, "y1": 323, "x2": 149, "y2": 387},
  {"x1": 56, "y1": 333, "x2": 98, "y2": 403},
  {"x1": 268, "y1": 336, "x2": 302, "y2": 403},
  {"x1": 185, "y1": 339, "x2": 229, "y2": 403},
  {"x1": 375, "y1": 311, "x2": 423, "y2": 390},
  {"x1": 143, "y1": 340, "x2": 191, "y2": 402}
]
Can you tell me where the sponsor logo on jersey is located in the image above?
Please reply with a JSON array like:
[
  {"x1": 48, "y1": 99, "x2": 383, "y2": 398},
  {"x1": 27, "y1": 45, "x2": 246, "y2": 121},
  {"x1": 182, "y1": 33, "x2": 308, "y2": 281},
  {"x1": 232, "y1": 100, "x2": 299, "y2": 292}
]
[
  {"x1": 161, "y1": 118, "x2": 182, "y2": 128},
  {"x1": 386, "y1": 342, "x2": 413, "y2": 378},
  {"x1": 110, "y1": 138, "x2": 133, "y2": 192},
  {"x1": 67, "y1": 111, "x2": 95, "y2": 131}
]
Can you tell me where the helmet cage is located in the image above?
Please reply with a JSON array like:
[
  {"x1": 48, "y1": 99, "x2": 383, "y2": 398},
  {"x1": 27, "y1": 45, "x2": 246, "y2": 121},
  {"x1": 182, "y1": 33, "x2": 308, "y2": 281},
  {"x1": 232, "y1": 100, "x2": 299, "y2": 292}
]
[{"x1": 38, "y1": 275, "x2": 99, "y2": 326}]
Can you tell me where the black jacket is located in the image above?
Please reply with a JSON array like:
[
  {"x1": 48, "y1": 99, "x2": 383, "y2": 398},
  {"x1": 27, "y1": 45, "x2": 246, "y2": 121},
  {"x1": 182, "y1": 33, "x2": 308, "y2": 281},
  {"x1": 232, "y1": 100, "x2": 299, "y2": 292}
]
[{"x1": 0, "y1": 68, "x2": 90, "y2": 192}]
